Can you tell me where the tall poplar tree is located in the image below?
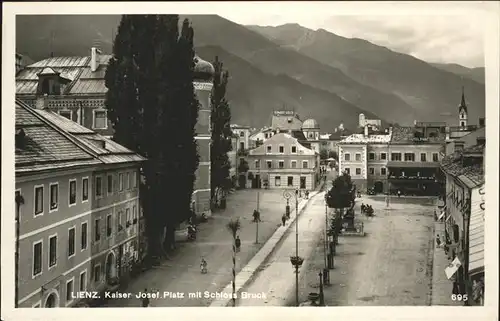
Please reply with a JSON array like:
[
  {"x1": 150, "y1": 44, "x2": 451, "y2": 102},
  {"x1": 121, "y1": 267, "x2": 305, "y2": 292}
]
[
  {"x1": 105, "y1": 15, "x2": 199, "y2": 257},
  {"x1": 210, "y1": 56, "x2": 232, "y2": 206}
]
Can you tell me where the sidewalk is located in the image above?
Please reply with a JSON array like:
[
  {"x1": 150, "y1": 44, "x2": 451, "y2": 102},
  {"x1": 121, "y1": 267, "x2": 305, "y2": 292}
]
[
  {"x1": 209, "y1": 181, "x2": 327, "y2": 307},
  {"x1": 430, "y1": 221, "x2": 462, "y2": 306}
]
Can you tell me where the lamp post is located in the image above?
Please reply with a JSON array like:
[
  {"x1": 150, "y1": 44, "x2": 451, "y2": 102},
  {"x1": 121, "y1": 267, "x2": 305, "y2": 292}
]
[
  {"x1": 255, "y1": 165, "x2": 261, "y2": 244},
  {"x1": 319, "y1": 271, "x2": 325, "y2": 306},
  {"x1": 284, "y1": 189, "x2": 303, "y2": 307}
]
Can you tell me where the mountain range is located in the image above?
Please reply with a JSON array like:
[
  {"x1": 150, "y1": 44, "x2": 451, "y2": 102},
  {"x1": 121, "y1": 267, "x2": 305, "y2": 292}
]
[{"x1": 15, "y1": 15, "x2": 486, "y2": 132}]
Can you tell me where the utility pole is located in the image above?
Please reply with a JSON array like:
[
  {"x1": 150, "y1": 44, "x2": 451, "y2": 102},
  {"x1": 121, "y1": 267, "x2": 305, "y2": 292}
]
[
  {"x1": 295, "y1": 190, "x2": 299, "y2": 307},
  {"x1": 255, "y1": 165, "x2": 260, "y2": 244},
  {"x1": 15, "y1": 191, "x2": 24, "y2": 308},
  {"x1": 463, "y1": 196, "x2": 472, "y2": 306}
]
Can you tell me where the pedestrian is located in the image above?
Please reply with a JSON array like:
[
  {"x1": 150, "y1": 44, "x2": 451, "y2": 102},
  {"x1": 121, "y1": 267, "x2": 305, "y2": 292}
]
[
  {"x1": 436, "y1": 235, "x2": 441, "y2": 248},
  {"x1": 281, "y1": 214, "x2": 287, "y2": 226},
  {"x1": 397, "y1": 190, "x2": 401, "y2": 198},
  {"x1": 434, "y1": 210, "x2": 438, "y2": 221},
  {"x1": 141, "y1": 288, "x2": 150, "y2": 307},
  {"x1": 235, "y1": 235, "x2": 241, "y2": 252}
]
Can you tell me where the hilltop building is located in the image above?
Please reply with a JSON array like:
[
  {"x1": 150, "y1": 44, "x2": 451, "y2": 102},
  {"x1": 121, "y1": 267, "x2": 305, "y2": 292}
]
[
  {"x1": 15, "y1": 100, "x2": 145, "y2": 308},
  {"x1": 15, "y1": 47, "x2": 215, "y2": 219}
]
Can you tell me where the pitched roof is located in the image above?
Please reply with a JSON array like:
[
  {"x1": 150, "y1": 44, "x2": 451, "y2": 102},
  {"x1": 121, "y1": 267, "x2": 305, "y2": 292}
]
[
  {"x1": 15, "y1": 100, "x2": 101, "y2": 174},
  {"x1": 271, "y1": 114, "x2": 303, "y2": 131},
  {"x1": 441, "y1": 144, "x2": 485, "y2": 188},
  {"x1": 33, "y1": 109, "x2": 146, "y2": 165},
  {"x1": 390, "y1": 126, "x2": 446, "y2": 144}
]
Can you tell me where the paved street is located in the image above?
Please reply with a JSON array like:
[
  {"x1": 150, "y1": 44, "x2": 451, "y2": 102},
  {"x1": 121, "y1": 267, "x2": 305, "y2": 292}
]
[
  {"x1": 301, "y1": 195, "x2": 436, "y2": 306},
  {"x1": 234, "y1": 191, "x2": 329, "y2": 306},
  {"x1": 104, "y1": 189, "x2": 297, "y2": 307}
]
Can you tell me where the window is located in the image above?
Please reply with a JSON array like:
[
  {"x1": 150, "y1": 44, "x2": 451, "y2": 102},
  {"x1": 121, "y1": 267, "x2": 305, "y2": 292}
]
[
  {"x1": 391, "y1": 153, "x2": 402, "y2": 161},
  {"x1": 255, "y1": 160, "x2": 260, "y2": 169},
  {"x1": 132, "y1": 171, "x2": 137, "y2": 188},
  {"x1": 239, "y1": 131, "x2": 244, "y2": 137},
  {"x1": 291, "y1": 146, "x2": 297, "y2": 153},
  {"x1": 49, "y1": 183, "x2": 58, "y2": 211},
  {"x1": 279, "y1": 145, "x2": 284, "y2": 153},
  {"x1": 356, "y1": 168, "x2": 361, "y2": 175},
  {"x1": 302, "y1": 161, "x2": 308, "y2": 169},
  {"x1": 66, "y1": 278, "x2": 74, "y2": 304},
  {"x1": 118, "y1": 211, "x2": 124, "y2": 231},
  {"x1": 381, "y1": 168, "x2": 387, "y2": 175},
  {"x1": 93, "y1": 110, "x2": 107, "y2": 129},
  {"x1": 344, "y1": 168, "x2": 350, "y2": 175},
  {"x1": 82, "y1": 177, "x2": 89, "y2": 202},
  {"x1": 432, "y1": 153, "x2": 439, "y2": 162},
  {"x1": 133, "y1": 206, "x2": 138, "y2": 224},
  {"x1": 34, "y1": 185, "x2": 44, "y2": 216},
  {"x1": 107, "y1": 174, "x2": 113, "y2": 194},
  {"x1": 275, "y1": 176, "x2": 281, "y2": 187},
  {"x1": 68, "y1": 227, "x2": 75, "y2": 257},
  {"x1": 279, "y1": 161, "x2": 284, "y2": 169},
  {"x1": 95, "y1": 176, "x2": 102, "y2": 198},
  {"x1": 266, "y1": 145, "x2": 272, "y2": 153},
  {"x1": 355, "y1": 153, "x2": 361, "y2": 161},
  {"x1": 106, "y1": 215, "x2": 112, "y2": 237},
  {"x1": 369, "y1": 153, "x2": 375, "y2": 160},
  {"x1": 79, "y1": 271, "x2": 87, "y2": 291},
  {"x1": 126, "y1": 208, "x2": 131, "y2": 227},
  {"x1": 94, "y1": 219, "x2": 101, "y2": 242},
  {"x1": 266, "y1": 161, "x2": 272, "y2": 169},
  {"x1": 287, "y1": 176, "x2": 294, "y2": 186},
  {"x1": 420, "y1": 153, "x2": 427, "y2": 162},
  {"x1": 93, "y1": 264, "x2": 101, "y2": 283},
  {"x1": 380, "y1": 153, "x2": 387, "y2": 160},
  {"x1": 33, "y1": 241, "x2": 42, "y2": 277},
  {"x1": 119, "y1": 173, "x2": 124, "y2": 191},
  {"x1": 404, "y1": 153, "x2": 415, "y2": 162},
  {"x1": 59, "y1": 110, "x2": 72, "y2": 120},
  {"x1": 344, "y1": 153, "x2": 350, "y2": 161},
  {"x1": 69, "y1": 179, "x2": 77, "y2": 205},
  {"x1": 369, "y1": 167, "x2": 374, "y2": 175},
  {"x1": 126, "y1": 172, "x2": 130, "y2": 190},
  {"x1": 291, "y1": 160, "x2": 297, "y2": 169},
  {"x1": 49, "y1": 235, "x2": 57, "y2": 268},
  {"x1": 81, "y1": 222, "x2": 88, "y2": 250}
]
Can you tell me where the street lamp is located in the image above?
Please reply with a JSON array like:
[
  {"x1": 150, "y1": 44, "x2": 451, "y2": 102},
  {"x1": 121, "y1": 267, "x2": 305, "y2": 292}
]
[
  {"x1": 255, "y1": 165, "x2": 261, "y2": 244},
  {"x1": 284, "y1": 189, "x2": 303, "y2": 306}
]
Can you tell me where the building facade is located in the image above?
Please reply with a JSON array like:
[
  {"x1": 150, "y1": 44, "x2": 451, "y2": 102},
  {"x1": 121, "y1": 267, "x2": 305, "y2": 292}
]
[
  {"x1": 230, "y1": 124, "x2": 251, "y2": 151},
  {"x1": 246, "y1": 133, "x2": 320, "y2": 190},
  {"x1": 338, "y1": 130, "x2": 391, "y2": 192},
  {"x1": 441, "y1": 141, "x2": 485, "y2": 305},
  {"x1": 302, "y1": 118, "x2": 321, "y2": 153},
  {"x1": 387, "y1": 124, "x2": 446, "y2": 196},
  {"x1": 15, "y1": 100, "x2": 145, "y2": 308}
]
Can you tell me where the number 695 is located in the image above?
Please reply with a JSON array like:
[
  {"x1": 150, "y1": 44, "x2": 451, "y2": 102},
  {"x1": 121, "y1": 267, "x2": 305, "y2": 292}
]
[{"x1": 451, "y1": 294, "x2": 468, "y2": 301}]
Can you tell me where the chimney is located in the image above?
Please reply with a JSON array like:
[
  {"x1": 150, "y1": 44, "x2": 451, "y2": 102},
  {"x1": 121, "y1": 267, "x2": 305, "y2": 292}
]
[
  {"x1": 35, "y1": 94, "x2": 49, "y2": 110},
  {"x1": 334, "y1": 128, "x2": 338, "y2": 133},
  {"x1": 478, "y1": 117, "x2": 485, "y2": 127},
  {"x1": 90, "y1": 47, "x2": 101, "y2": 72},
  {"x1": 455, "y1": 141, "x2": 464, "y2": 152},
  {"x1": 445, "y1": 126, "x2": 450, "y2": 140},
  {"x1": 364, "y1": 125, "x2": 369, "y2": 137},
  {"x1": 389, "y1": 127, "x2": 393, "y2": 136}
]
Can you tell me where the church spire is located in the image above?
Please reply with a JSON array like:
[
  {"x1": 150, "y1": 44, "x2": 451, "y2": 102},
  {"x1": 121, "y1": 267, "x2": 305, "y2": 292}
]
[{"x1": 460, "y1": 86, "x2": 466, "y2": 107}]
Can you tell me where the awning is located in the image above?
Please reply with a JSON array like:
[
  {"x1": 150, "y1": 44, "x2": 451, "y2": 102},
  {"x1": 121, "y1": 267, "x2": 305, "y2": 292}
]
[
  {"x1": 387, "y1": 161, "x2": 440, "y2": 168},
  {"x1": 468, "y1": 207, "x2": 484, "y2": 273},
  {"x1": 445, "y1": 256, "x2": 462, "y2": 279}
]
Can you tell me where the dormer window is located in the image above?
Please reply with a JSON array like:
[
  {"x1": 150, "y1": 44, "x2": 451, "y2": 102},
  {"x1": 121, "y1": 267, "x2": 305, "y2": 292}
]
[
  {"x1": 15, "y1": 129, "x2": 26, "y2": 149},
  {"x1": 36, "y1": 67, "x2": 71, "y2": 96}
]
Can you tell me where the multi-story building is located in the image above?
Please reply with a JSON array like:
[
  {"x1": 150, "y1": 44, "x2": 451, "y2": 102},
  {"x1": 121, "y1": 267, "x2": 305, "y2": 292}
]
[
  {"x1": 15, "y1": 48, "x2": 214, "y2": 219},
  {"x1": 246, "y1": 133, "x2": 320, "y2": 190},
  {"x1": 338, "y1": 126, "x2": 392, "y2": 192},
  {"x1": 387, "y1": 124, "x2": 446, "y2": 196},
  {"x1": 440, "y1": 139, "x2": 485, "y2": 305},
  {"x1": 230, "y1": 124, "x2": 251, "y2": 152},
  {"x1": 301, "y1": 119, "x2": 321, "y2": 153},
  {"x1": 15, "y1": 100, "x2": 145, "y2": 308}
]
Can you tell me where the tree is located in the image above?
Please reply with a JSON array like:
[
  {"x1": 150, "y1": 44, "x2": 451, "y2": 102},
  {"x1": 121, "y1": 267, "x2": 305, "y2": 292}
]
[
  {"x1": 319, "y1": 148, "x2": 328, "y2": 160},
  {"x1": 105, "y1": 15, "x2": 199, "y2": 258},
  {"x1": 210, "y1": 56, "x2": 232, "y2": 207},
  {"x1": 226, "y1": 218, "x2": 241, "y2": 307},
  {"x1": 326, "y1": 172, "x2": 355, "y2": 244}
]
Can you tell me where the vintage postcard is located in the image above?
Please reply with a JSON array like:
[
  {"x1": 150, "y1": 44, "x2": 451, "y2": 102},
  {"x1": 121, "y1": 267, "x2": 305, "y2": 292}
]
[{"x1": 1, "y1": 1, "x2": 498, "y2": 321}]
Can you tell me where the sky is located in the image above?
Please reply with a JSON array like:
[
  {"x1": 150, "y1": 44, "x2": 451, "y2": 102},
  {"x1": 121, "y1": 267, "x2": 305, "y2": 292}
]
[{"x1": 220, "y1": 2, "x2": 493, "y2": 68}]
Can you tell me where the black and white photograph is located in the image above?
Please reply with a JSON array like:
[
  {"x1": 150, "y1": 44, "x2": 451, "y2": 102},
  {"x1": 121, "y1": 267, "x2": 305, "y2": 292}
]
[{"x1": 2, "y1": 1, "x2": 498, "y2": 320}]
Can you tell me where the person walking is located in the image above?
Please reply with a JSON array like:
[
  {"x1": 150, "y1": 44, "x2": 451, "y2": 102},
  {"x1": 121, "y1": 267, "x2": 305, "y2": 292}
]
[
  {"x1": 281, "y1": 214, "x2": 287, "y2": 226},
  {"x1": 141, "y1": 288, "x2": 150, "y2": 307},
  {"x1": 436, "y1": 235, "x2": 441, "y2": 248},
  {"x1": 235, "y1": 235, "x2": 241, "y2": 252}
]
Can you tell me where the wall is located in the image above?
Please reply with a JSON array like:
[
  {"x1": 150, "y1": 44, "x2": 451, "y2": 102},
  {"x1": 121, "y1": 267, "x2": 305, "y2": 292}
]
[
  {"x1": 338, "y1": 145, "x2": 367, "y2": 180},
  {"x1": 367, "y1": 144, "x2": 389, "y2": 187},
  {"x1": 16, "y1": 168, "x2": 94, "y2": 307},
  {"x1": 388, "y1": 144, "x2": 443, "y2": 163}
]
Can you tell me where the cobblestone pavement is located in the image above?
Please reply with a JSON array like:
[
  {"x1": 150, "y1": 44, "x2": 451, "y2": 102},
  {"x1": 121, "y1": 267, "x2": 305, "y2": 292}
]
[
  {"x1": 300, "y1": 195, "x2": 437, "y2": 306},
  {"x1": 234, "y1": 192, "x2": 329, "y2": 306},
  {"x1": 103, "y1": 189, "x2": 298, "y2": 307}
]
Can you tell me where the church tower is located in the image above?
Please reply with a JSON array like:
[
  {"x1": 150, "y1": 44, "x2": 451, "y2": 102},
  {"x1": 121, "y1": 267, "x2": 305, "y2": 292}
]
[{"x1": 458, "y1": 86, "x2": 468, "y2": 128}]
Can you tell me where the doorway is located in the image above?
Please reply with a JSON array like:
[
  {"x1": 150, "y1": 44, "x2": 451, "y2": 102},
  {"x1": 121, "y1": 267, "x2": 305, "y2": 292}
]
[
  {"x1": 44, "y1": 292, "x2": 58, "y2": 308},
  {"x1": 105, "y1": 251, "x2": 117, "y2": 281},
  {"x1": 374, "y1": 181, "x2": 384, "y2": 194},
  {"x1": 300, "y1": 177, "x2": 306, "y2": 189}
]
